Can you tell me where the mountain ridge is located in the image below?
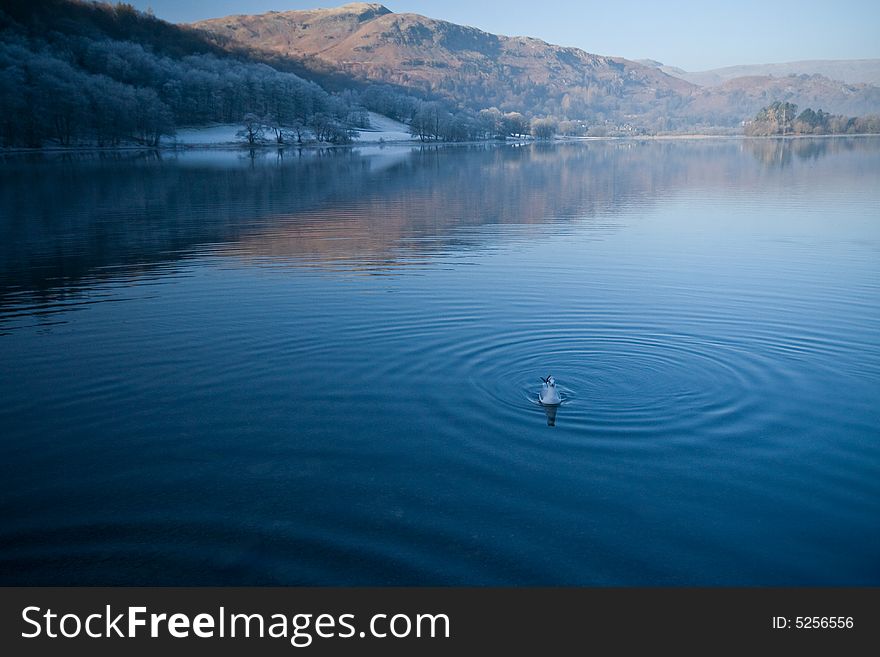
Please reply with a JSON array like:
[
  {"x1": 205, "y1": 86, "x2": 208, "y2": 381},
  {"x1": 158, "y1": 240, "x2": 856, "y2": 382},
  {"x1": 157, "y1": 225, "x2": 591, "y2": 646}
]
[
  {"x1": 647, "y1": 59, "x2": 880, "y2": 88},
  {"x1": 192, "y1": 3, "x2": 701, "y2": 129},
  {"x1": 192, "y1": 3, "x2": 880, "y2": 128},
  {"x1": 661, "y1": 59, "x2": 880, "y2": 86}
]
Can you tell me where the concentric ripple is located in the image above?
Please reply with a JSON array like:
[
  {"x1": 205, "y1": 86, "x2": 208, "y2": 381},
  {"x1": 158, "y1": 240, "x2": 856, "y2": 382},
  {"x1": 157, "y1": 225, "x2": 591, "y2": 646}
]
[{"x1": 451, "y1": 321, "x2": 792, "y2": 440}]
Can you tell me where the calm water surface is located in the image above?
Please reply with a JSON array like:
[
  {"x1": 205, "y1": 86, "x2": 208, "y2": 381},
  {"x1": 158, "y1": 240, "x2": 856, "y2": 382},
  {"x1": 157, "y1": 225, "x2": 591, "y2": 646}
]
[{"x1": 1, "y1": 139, "x2": 878, "y2": 585}]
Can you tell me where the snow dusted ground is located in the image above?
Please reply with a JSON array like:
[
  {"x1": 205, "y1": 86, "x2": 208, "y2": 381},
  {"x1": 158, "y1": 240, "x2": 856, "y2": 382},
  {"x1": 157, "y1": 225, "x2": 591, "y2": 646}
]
[
  {"x1": 162, "y1": 124, "x2": 241, "y2": 146},
  {"x1": 356, "y1": 112, "x2": 416, "y2": 142},
  {"x1": 162, "y1": 112, "x2": 414, "y2": 147}
]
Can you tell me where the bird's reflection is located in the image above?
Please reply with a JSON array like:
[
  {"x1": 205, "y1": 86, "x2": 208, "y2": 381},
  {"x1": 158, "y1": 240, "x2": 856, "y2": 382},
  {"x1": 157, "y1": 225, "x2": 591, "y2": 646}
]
[{"x1": 543, "y1": 403, "x2": 558, "y2": 427}]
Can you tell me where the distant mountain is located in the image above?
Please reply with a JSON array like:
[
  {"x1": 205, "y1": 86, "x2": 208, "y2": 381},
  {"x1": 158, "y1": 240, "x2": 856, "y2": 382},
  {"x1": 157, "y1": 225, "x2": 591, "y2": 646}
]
[
  {"x1": 193, "y1": 4, "x2": 880, "y2": 128},
  {"x1": 686, "y1": 74, "x2": 880, "y2": 125},
  {"x1": 640, "y1": 58, "x2": 880, "y2": 122},
  {"x1": 642, "y1": 59, "x2": 880, "y2": 88},
  {"x1": 192, "y1": 3, "x2": 697, "y2": 127}
]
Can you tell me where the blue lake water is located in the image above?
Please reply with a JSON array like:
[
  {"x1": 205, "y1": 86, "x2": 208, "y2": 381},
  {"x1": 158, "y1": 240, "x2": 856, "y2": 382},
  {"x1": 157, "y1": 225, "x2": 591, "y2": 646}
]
[{"x1": 1, "y1": 139, "x2": 878, "y2": 585}]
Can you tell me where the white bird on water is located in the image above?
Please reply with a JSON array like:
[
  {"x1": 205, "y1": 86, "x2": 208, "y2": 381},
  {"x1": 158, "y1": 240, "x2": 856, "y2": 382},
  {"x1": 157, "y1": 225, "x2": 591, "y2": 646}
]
[{"x1": 539, "y1": 375, "x2": 561, "y2": 406}]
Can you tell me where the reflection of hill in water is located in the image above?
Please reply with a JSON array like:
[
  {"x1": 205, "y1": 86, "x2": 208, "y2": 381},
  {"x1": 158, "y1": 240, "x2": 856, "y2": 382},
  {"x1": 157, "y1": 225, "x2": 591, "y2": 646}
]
[{"x1": 2, "y1": 138, "x2": 879, "y2": 304}]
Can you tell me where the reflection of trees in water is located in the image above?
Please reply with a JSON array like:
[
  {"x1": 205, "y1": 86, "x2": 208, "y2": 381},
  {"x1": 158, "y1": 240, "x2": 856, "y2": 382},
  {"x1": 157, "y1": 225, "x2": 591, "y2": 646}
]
[
  {"x1": 743, "y1": 136, "x2": 877, "y2": 168},
  {"x1": 2, "y1": 138, "x2": 879, "y2": 306}
]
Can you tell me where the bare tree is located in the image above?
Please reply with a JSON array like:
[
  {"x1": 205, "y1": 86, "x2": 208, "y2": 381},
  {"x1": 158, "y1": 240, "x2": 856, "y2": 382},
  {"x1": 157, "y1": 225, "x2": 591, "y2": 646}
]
[{"x1": 237, "y1": 113, "x2": 266, "y2": 145}]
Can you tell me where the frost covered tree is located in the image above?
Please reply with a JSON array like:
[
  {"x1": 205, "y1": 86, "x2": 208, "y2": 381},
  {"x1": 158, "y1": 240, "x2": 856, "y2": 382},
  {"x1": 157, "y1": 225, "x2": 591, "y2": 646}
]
[{"x1": 237, "y1": 113, "x2": 266, "y2": 145}]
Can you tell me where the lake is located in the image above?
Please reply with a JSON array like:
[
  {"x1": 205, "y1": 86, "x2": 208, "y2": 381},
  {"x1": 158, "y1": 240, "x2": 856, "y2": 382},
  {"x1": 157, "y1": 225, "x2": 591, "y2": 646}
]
[{"x1": 1, "y1": 138, "x2": 878, "y2": 585}]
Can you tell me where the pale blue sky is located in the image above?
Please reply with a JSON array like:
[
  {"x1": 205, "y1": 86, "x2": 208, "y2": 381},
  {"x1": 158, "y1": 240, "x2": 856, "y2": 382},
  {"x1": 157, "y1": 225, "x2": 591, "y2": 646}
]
[{"x1": 130, "y1": 1, "x2": 880, "y2": 71}]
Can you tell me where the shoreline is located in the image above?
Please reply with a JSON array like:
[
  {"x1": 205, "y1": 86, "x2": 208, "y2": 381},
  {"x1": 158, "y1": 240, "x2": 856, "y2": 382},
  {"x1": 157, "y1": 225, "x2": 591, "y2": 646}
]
[{"x1": 2, "y1": 132, "x2": 879, "y2": 156}]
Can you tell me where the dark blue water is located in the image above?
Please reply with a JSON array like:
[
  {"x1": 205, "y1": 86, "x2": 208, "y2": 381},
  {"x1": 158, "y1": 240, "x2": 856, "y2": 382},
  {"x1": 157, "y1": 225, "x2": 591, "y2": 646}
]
[{"x1": 1, "y1": 139, "x2": 878, "y2": 585}]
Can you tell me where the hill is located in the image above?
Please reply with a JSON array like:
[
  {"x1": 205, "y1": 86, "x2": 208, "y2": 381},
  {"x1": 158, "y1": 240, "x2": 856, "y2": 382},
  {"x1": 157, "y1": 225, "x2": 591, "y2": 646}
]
[
  {"x1": 192, "y1": 3, "x2": 697, "y2": 128},
  {"x1": 0, "y1": 0, "x2": 368, "y2": 147},
  {"x1": 686, "y1": 74, "x2": 880, "y2": 125},
  {"x1": 193, "y1": 3, "x2": 880, "y2": 129}
]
